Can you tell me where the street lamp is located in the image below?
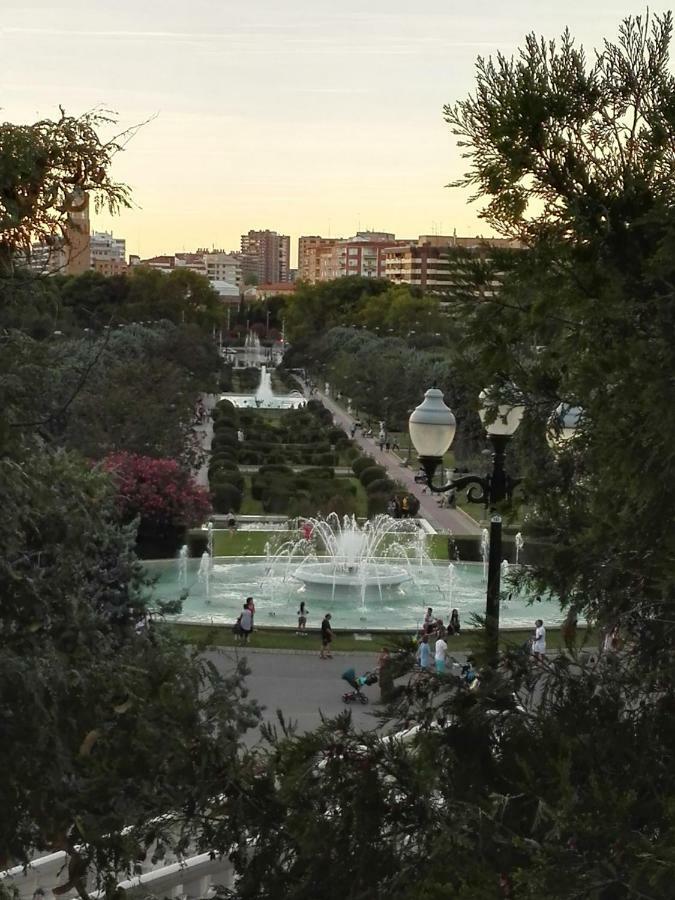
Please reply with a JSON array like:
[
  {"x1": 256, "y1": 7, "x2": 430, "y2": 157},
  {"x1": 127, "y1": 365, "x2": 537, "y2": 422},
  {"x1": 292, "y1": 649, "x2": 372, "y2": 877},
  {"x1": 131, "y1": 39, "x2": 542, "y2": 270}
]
[{"x1": 408, "y1": 386, "x2": 524, "y2": 664}]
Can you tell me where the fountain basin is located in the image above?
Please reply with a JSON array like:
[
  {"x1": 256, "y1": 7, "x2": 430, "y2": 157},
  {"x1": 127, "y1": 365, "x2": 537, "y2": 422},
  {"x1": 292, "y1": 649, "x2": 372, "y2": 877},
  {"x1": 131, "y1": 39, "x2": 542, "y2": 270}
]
[{"x1": 293, "y1": 561, "x2": 411, "y2": 589}]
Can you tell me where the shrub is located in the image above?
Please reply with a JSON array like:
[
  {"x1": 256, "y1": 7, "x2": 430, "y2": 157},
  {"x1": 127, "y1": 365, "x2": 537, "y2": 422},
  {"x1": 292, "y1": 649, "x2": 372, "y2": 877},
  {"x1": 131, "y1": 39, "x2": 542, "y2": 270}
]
[
  {"x1": 209, "y1": 450, "x2": 239, "y2": 466},
  {"x1": 211, "y1": 432, "x2": 239, "y2": 452},
  {"x1": 352, "y1": 456, "x2": 374, "y2": 477},
  {"x1": 328, "y1": 427, "x2": 345, "y2": 445},
  {"x1": 359, "y1": 465, "x2": 387, "y2": 487},
  {"x1": 102, "y1": 452, "x2": 211, "y2": 540},
  {"x1": 259, "y1": 464, "x2": 294, "y2": 477},
  {"x1": 366, "y1": 477, "x2": 396, "y2": 495},
  {"x1": 367, "y1": 492, "x2": 391, "y2": 517},
  {"x1": 211, "y1": 482, "x2": 242, "y2": 513},
  {"x1": 209, "y1": 469, "x2": 244, "y2": 493},
  {"x1": 299, "y1": 467, "x2": 335, "y2": 480},
  {"x1": 263, "y1": 489, "x2": 291, "y2": 514}
]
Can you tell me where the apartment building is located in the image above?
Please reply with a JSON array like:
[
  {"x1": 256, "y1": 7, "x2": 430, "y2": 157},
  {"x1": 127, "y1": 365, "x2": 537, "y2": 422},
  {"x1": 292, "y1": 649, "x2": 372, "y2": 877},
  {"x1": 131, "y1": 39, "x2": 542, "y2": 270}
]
[
  {"x1": 90, "y1": 230, "x2": 126, "y2": 276},
  {"x1": 298, "y1": 231, "x2": 404, "y2": 283},
  {"x1": 381, "y1": 235, "x2": 522, "y2": 293},
  {"x1": 240, "y1": 229, "x2": 291, "y2": 283},
  {"x1": 201, "y1": 250, "x2": 242, "y2": 286}
]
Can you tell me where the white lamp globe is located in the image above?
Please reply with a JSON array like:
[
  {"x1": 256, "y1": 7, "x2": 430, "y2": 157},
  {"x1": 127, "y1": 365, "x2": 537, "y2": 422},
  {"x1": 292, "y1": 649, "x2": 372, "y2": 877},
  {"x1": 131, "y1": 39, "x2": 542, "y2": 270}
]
[
  {"x1": 546, "y1": 403, "x2": 582, "y2": 448},
  {"x1": 478, "y1": 388, "x2": 525, "y2": 436},
  {"x1": 408, "y1": 388, "x2": 456, "y2": 459}
]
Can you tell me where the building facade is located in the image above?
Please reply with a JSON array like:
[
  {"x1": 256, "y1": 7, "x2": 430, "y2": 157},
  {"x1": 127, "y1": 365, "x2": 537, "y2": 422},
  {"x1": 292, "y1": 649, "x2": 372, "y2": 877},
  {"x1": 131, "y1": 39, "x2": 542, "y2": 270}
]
[
  {"x1": 380, "y1": 235, "x2": 522, "y2": 293},
  {"x1": 297, "y1": 231, "x2": 403, "y2": 283},
  {"x1": 240, "y1": 230, "x2": 291, "y2": 284}
]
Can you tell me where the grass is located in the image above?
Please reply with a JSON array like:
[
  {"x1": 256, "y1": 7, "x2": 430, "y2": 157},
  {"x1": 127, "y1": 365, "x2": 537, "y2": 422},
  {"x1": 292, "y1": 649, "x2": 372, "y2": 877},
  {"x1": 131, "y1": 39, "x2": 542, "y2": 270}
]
[
  {"x1": 169, "y1": 622, "x2": 595, "y2": 654},
  {"x1": 211, "y1": 526, "x2": 452, "y2": 559}
]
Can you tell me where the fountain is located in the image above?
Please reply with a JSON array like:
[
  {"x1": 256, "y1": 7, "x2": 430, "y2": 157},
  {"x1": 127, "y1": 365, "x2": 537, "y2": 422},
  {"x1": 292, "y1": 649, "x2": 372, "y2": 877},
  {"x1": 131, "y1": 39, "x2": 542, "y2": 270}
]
[
  {"x1": 197, "y1": 551, "x2": 211, "y2": 601},
  {"x1": 480, "y1": 528, "x2": 489, "y2": 582},
  {"x1": 177, "y1": 544, "x2": 189, "y2": 587},
  {"x1": 221, "y1": 364, "x2": 305, "y2": 410},
  {"x1": 285, "y1": 514, "x2": 415, "y2": 594},
  {"x1": 143, "y1": 516, "x2": 552, "y2": 631},
  {"x1": 501, "y1": 558, "x2": 510, "y2": 579},
  {"x1": 515, "y1": 531, "x2": 524, "y2": 565}
]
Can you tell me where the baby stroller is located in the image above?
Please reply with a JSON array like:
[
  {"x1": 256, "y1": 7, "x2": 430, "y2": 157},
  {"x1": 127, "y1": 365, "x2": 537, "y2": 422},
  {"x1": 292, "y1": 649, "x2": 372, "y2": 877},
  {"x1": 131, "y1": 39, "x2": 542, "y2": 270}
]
[{"x1": 341, "y1": 667, "x2": 378, "y2": 704}]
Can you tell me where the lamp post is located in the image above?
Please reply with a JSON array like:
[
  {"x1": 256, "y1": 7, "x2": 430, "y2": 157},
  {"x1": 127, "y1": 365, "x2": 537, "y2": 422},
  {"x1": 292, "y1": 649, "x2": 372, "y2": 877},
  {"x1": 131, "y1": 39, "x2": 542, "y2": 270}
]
[{"x1": 408, "y1": 387, "x2": 524, "y2": 664}]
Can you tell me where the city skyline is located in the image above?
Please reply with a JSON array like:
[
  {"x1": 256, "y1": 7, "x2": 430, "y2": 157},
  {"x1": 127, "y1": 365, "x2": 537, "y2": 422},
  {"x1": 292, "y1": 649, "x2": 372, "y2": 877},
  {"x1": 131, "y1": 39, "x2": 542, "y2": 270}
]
[{"x1": 3, "y1": 0, "x2": 639, "y2": 262}]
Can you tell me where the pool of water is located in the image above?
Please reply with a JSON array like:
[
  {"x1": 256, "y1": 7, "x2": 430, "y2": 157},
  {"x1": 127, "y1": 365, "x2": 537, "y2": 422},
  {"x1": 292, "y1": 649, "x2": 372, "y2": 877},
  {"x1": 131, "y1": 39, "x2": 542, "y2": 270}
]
[{"x1": 145, "y1": 557, "x2": 556, "y2": 632}]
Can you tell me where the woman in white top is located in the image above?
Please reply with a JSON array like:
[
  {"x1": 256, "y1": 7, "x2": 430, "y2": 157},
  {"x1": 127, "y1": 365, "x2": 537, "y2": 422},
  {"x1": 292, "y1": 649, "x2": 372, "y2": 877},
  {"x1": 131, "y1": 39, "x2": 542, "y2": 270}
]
[{"x1": 532, "y1": 619, "x2": 546, "y2": 660}]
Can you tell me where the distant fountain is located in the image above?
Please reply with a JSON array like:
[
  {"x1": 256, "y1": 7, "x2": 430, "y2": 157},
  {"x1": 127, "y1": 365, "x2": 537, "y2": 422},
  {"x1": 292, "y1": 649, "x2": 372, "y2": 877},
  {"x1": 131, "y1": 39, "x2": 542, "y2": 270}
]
[
  {"x1": 177, "y1": 544, "x2": 189, "y2": 587},
  {"x1": 254, "y1": 366, "x2": 275, "y2": 405},
  {"x1": 515, "y1": 531, "x2": 524, "y2": 565},
  {"x1": 480, "y1": 528, "x2": 489, "y2": 582},
  {"x1": 501, "y1": 558, "x2": 510, "y2": 580},
  {"x1": 207, "y1": 522, "x2": 214, "y2": 560}
]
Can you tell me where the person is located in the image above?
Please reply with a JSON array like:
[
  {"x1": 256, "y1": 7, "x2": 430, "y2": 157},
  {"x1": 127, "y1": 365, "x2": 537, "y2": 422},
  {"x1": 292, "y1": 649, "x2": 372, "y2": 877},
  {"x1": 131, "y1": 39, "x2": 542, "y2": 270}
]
[
  {"x1": 450, "y1": 608, "x2": 460, "y2": 636},
  {"x1": 392, "y1": 439, "x2": 400, "y2": 451},
  {"x1": 385, "y1": 440, "x2": 390, "y2": 451},
  {"x1": 227, "y1": 511, "x2": 237, "y2": 533},
  {"x1": 532, "y1": 618, "x2": 546, "y2": 661},
  {"x1": 302, "y1": 521, "x2": 313, "y2": 542},
  {"x1": 435, "y1": 633, "x2": 448, "y2": 674},
  {"x1": 386, "y1": 498, "x2": 397, "y2": 518},
  {"x1": 239, "y1": 602, "x2": 253, "y2": 643},
  {"x1": 416, "y1": 635, "x2": 431, "y2": 670},
  {"x1": 400, "y1": 495, "x2": 410, "y2": 518},
  {"x1": 297, "y1": 600, "x2": 308, "y2": 635},
  {"x1": 423, "y1": 607, "x2": 434, "y2": 635},
  {"x1": 320, "y1": 613, "x2": 333, "y2": 659}
]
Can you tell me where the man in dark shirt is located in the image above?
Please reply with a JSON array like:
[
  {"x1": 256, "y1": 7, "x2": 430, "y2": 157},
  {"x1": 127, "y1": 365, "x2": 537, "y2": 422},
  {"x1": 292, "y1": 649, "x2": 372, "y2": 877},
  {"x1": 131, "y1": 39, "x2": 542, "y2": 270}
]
[{"x1": 320, "y1": 613, "x2": 333, "y2": 659}]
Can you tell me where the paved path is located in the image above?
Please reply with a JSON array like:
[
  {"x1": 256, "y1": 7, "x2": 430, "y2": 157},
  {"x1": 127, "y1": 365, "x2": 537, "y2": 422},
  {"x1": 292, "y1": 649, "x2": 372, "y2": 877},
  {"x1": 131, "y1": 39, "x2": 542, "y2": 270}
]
[
  {"x1": 205, "y1": 647, "x2": 381, "y2": 740},
  {"x1": 303, "y1": 385, "x2": 480, "y2": 535}
]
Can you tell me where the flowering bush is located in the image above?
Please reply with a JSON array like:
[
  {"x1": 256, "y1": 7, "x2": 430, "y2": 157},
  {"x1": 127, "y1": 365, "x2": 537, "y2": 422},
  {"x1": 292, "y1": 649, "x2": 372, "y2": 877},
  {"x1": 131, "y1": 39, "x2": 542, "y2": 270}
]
[{"x1": 102, "y1": 453, "x2": 211, "y2": 534}]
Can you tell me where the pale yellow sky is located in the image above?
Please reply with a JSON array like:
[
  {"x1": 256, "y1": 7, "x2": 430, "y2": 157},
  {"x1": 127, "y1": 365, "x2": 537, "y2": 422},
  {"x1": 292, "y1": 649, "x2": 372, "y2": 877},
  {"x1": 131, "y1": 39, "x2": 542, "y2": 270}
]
[{"x1": 1, "y1": 0, "x2": 643, "y2": 263}]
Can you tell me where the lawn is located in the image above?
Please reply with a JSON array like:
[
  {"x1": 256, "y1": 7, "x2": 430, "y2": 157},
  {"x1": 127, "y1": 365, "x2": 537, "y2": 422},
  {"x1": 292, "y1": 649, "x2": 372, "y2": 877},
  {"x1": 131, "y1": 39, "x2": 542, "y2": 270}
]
[{"x1": 168, "y1": 622, "x2": 595, "y2": 654}]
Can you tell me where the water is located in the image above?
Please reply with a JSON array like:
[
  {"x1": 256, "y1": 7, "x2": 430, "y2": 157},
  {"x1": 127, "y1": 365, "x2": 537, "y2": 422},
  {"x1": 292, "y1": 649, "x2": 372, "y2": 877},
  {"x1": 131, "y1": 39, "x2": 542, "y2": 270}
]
[
  {"x1": 177, "y1": 544, "x2": 189, "y2": 587},
  {"x1": 515, "y1": 531, "x2": 524, "y2": 564},
  {"x1": 143, "y1": 557, "x2": 549, "y2": 631},
  {"x1": 480, "y1": 528, "x2": 489, "y2": 582},
  {"x1": 221, "y1": 365, "x2": 305, "y2": 410}
]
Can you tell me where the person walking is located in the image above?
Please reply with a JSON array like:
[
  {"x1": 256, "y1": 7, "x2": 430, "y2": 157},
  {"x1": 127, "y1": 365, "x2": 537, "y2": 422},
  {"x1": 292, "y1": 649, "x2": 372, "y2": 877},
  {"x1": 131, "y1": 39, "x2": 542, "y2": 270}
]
[
  {"x1": 239, "y1": 602, "x2": 253, "y2": 644},
  {"x1": 532, "y1": 618, "x2": 546, "y2": 661},
  {"x1": 435, "y1": 633, "x2": 448, "y2": 674},
  {"x1": 297, "y1": 601, "x2": 308, "y2": 635},
  {"x1": 416, "y1": 635, "x2": 431, "y2": 670},
  {"x1": 320, "y1": 613, "x2": 333, "y2": 659}
]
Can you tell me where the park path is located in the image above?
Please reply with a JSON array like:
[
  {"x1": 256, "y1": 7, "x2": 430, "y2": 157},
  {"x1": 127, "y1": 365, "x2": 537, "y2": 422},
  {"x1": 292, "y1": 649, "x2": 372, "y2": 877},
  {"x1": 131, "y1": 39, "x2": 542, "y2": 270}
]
[{"x1": 303, "y1": 384, "x2": 480, "y2": 535}]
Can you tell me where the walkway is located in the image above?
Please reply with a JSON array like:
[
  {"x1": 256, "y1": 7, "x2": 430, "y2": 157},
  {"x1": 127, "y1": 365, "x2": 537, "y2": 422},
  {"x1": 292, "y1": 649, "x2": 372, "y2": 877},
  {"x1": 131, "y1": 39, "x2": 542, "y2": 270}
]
[{"x1": 304, "y1": 385, "x2": 480, "y2": 535}]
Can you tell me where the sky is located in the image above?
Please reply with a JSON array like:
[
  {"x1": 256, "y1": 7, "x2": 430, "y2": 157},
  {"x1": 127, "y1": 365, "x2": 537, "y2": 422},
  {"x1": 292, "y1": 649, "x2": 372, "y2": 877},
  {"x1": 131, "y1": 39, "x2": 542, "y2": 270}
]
[{"x1": 1, "y1": 0, "x2": 644, "y2": 263}]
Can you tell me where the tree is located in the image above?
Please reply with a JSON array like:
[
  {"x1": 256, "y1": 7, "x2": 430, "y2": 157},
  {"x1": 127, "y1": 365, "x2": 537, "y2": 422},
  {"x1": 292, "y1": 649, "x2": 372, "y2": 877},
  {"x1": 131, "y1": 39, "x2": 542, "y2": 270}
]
[
  {"x1": 0, "y1": 109, "x2": 133, "y2": 274},
  {"x1": 0, "y1": 444, "x2": 259, "y2": 895},
  {"x1": 441, "y1": 11, "x2": 675, "y2": 646}
]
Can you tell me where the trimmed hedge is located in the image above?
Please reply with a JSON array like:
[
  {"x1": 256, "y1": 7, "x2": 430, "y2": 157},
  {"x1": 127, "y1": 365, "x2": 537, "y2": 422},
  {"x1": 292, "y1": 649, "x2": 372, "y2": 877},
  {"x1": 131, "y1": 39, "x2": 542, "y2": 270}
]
[
  {"x1": 366, "y1": 477, "x2": 396, "y2": 495},
  {"x1": 211, "y1": 483, "x2": 242, "y2": 513},
  {"x1": 352, "y1": 456, "x2": 375, "y2": 477},
  {"x1": 359, "y1": 465, "x2": 387, "y2": 487}
]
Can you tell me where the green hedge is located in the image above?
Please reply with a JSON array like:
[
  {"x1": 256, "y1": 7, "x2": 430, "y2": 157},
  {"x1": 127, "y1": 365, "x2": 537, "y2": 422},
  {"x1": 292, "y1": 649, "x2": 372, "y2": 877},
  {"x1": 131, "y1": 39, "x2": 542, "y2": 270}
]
[
  {"x1": 366, "y1": 477, "x2": 396, "y2": 495},
  {"x1": 352, "y1": 456, "x2": 375, "y2": 477},
  {"x1": 359, "y1": 465, "x2": 387, "y2": 487},
  {"x1": 211, "y1": 482, "x2": 243, "y2": 513}
]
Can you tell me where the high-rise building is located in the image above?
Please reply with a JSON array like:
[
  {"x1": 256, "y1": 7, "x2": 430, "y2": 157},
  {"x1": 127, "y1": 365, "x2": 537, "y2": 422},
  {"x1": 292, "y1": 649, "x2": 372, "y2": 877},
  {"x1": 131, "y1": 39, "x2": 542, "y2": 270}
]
[{"x1": 240, "y1": 230, "x2": 291, "y2": 283}]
